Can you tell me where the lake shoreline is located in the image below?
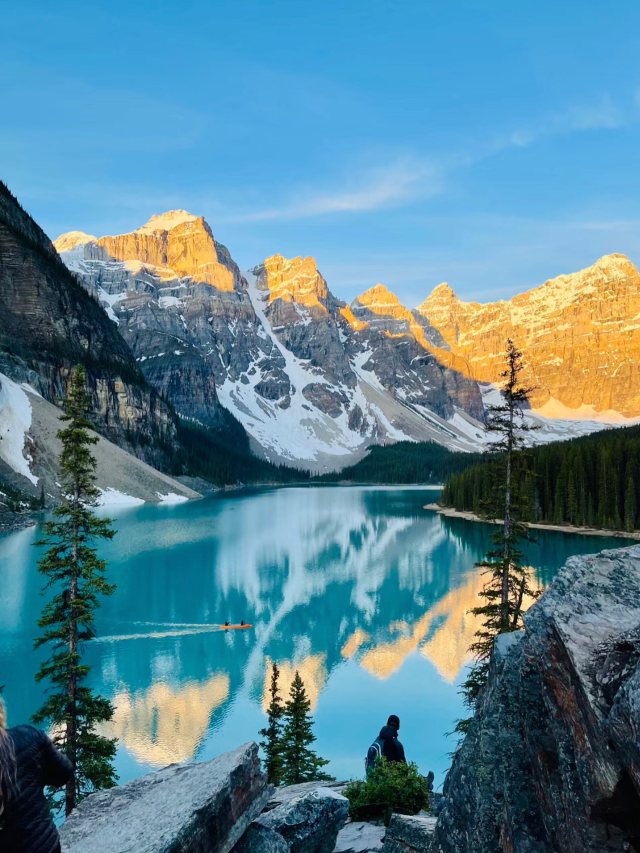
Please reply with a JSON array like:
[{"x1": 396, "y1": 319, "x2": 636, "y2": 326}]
[
  {"x1": 424, "y1": 503, "x2": 640, "y2": 540},
  {"x1": 0, "y1": 510, "x2": 38, "y2": 536}
]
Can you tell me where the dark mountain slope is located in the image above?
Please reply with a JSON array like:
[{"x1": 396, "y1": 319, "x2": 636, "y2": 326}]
[{"x1": 0, "y1": 181, "x2": 178, "y2": 469}]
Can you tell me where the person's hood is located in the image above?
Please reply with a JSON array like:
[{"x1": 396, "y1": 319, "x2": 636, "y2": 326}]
[{"x1": 379, "y1": 725, "x2": 399, "y2": 739}]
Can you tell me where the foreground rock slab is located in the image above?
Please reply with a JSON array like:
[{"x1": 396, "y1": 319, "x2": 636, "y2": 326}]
[
  {"x1": 60, "y1": 742, "x2": 270, "y2": 853},
  {"x1": 239, "y1": 788, "x2": 349, "y2": 853},
  {"x1": 333, "y1": 820, "x2": 386, "y2": 853},
  {"x1": 432, "y1": 545, "x2": 640, "y2": 853},
  {"x1": 267, "y1": 781, "x2": 348, "y2": 810},
  {"x1": 382, "y1": 814, "x2": 436, "y2": 853}
]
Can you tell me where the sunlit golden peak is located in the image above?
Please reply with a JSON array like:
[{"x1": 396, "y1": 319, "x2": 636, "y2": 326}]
[{"x1": 263, "y1": 253, "x2": 329, "y2": 309}]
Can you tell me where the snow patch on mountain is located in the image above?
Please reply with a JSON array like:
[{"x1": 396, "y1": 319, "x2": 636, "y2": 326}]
[
  {"x1": 0, "y1": 373, "x2": 38, "y2": 484},
  {"x1": 97, "y1": 488, "x2": 145, "y2": 507},
  {"x1": 532, "y1": 396, "x2": 640, "y2": 425},
  {"x1": 157, "y1": 492, "x2": 190, "y2": 504},
  {"x1": 136, "y1": 210, "x2": 198, "y2": 234},
  {"x1": 53, "y1": 231, "x2": 97, "y2": 252},
  {"x1": 480, "y1": 383, "x2": 640, "y2": 444},
  {"x1": 216, "y1": 271, "x2": 361, "y2": 463}
]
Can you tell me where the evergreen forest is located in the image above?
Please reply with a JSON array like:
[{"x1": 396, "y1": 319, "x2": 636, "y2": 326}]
[
  {"x1": 319, "y1": 441, "x2": 484, "y2": 485},
  {"x1": 440, "y1": 424, "x2": 640, "y2": 532},
  {"x1": 172, "y1": 417, "x2": 310, "y2": 486}
]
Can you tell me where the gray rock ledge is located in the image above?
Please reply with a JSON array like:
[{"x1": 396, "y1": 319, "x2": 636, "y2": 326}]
[
  {"x1": 382, "y1": 814, "x2": 436, "y2": 853},
  {"x1": 60, "y1": 742, "x2": 270, "y2": 853}
]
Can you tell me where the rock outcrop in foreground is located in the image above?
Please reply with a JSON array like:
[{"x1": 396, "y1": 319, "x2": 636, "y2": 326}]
[
  {"x1": 59, "y1": 744, "x2": 350, "y2": 853},
  {"x1": 240, "y1": 788, "x2": 349, "y2": 853},
  {"x1": 433, "y1": 545, "x2": 640, "y2": 853},
  {"x1": 60, "y1": 743, "x2": 269, "y2": 853}
]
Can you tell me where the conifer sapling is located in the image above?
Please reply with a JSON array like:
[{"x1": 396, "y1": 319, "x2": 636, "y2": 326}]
[
  {"x1": 259, "y1": 661, "x2": 285, "y2": 785},
  {"x1": 281, "y1": 671, "x2": 333, "y2": 785}
]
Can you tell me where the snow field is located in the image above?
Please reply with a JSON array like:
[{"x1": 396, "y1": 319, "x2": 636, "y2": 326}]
[{"x1": 0, "y1": 373, "x2": 38, "y2": 484}]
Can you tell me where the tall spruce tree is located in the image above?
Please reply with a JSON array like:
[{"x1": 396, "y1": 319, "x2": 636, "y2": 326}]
[
  {"x1": 259, "y1": 662, "x2": 285, "y2": 785},
  {"x1": 625, "y1": 477, "x2": 637, "y2": 533},
  {"x1": 460, "y1": 340, "x2": 540, "y2": 716},
  {"x1": 281, "y1": 671, "x2": 333, "y2": 785},
  {"x1": 33, "y1": 365, "x2": 117, "y2": 816}
]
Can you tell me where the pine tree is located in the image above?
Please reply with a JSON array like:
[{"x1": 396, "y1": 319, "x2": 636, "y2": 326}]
[
  {"x1": 625, "y1": 477, "x2": 637, "y2": 533},
  {"x1": 566, "y1": 470, "x2": 577, "y2": 525},
  {"x1": 459, "y1": 340, "x2": 540, "y2": 716},
  {"x1": 32, "y1": 365, "x2": 117, "y2": 816},
  {"x1": 579, "y1": 480, "x2": 587, "y2": 527},
  {"x1": 553, "y1": 476, "x2": 565, "y2": 525},
  {"x1": 281, "y1": 671, "x2": 333, "y2": 785},
  {"x1": 259, "y1": 662, "x2": 285, "y2": 785}
]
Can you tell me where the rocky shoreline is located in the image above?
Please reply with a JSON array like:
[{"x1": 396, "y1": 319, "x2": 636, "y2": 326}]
[
  {"x1": 425, "y1": 502, "x2": 640, "y2": 540},
  {"x1": 0, "y1": 509, "x2": 38, "y2": 535}
]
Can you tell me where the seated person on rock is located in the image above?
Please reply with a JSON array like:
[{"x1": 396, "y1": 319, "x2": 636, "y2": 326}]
[{"x1": 365, "y1": 714, "x2": 406, "y2": 773}]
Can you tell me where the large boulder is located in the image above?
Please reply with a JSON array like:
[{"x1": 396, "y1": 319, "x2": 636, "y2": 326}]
[
  {"x1": 382, "y1": 814, "x2": 437, "y2": 853},
  {"x1": 60, "y1": 742, "x2": 270, "y2": 853},
  {"x1": 432, "y1": 545, "x2": 640, "y2": 853},
  {"x1": 236, "y1": 826, "x2": 290, "y2": 853},
  {"x1": 238, "y1": 788, "x2": 349, "y2": 853}
]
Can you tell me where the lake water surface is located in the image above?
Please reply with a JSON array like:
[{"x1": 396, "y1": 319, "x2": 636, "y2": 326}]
[{"x1": 0, "y1": 486, "x2": 632, "y2": 789}]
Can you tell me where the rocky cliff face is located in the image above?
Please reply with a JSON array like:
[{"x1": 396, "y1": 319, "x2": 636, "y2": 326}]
[
  {"x1": 55, "y1": 215, "x2": 488, "y2": 469},
  {"x1": 433, "y1": 545, "x2": 640, "y2": 853},
  {"x1": 0, "y1": 183, "x2": 178, "y2": 469},
  {"x1": 417, "y1": 254, "x2": 640, "y2": 418}
]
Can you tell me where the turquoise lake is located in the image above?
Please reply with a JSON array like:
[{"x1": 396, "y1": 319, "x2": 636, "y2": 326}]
[{"x1": 0, "y1": 486, "x2": 632, "y2": 790}]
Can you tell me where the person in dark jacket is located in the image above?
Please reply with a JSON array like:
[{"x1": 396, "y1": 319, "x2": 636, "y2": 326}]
[
  {"x1": 0, "y1": 696, "x2": 74, "y2": 853},
  {"x1": 365, "y1": 714, "x2": 406, "y2": 771}
]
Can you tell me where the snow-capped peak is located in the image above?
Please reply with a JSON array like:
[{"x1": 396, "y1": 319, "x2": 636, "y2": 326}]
[
  {"x1": 136, "y1": 210, "x2": 198, "y2": 234},
  {"x1": 53, "y1": 231, "x2": 97, "y2": 253}
]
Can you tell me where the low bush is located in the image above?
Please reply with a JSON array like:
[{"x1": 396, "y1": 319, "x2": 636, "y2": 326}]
[{"x1": 343, "y1": 759, "x2": 431, "y2": 825}]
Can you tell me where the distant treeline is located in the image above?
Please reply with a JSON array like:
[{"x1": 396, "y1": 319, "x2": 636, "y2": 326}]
[
  {"x1": 440, "y1": 424, "x2": 640, "y2": 532},
  {"x1": 318, "y1": 441, "x2": 484, "y2": 485},
  {"x1": 172, "y1": 416, "x2": 310, "y2": 486}
]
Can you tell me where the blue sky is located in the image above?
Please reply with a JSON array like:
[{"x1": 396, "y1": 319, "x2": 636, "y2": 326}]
[{"x1": 2, "y1": 0, "x2": 640, "y2": 306}]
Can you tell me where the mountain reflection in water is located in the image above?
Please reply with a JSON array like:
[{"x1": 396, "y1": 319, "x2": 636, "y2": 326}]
[{"x1": 0, "y1": 486, "x2": 631, "y2": 788}]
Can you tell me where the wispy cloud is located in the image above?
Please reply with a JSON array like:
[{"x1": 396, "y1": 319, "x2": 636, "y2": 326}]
[
  {"x1": 505, "y1": 95, "x2": 622, "y2": 148},
  {"x1": 224, "y1": 159, "x2": 440, "y2": 222},
  {"x1": 222, "y1": 95, "x2": 627, "y2": 224}
]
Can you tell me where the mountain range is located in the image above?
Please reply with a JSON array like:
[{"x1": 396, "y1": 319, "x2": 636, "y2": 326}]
[{"x1": 51, "y1": 209, "x2": 640, "y2": 470}]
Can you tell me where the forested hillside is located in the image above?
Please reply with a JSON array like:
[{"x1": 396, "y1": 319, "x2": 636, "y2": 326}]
[
  {"x1": 440, "y1": 424, "x2": 640, "y2": 531},
  {"x1": 172, "y1": 418, "x2": 309, "y2": 486},
  {"x1": 319, "y1": 441, "x2": 484, "y2": 485}
]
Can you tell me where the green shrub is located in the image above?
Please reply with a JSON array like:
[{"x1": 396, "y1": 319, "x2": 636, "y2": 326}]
[{"x1": 344, "y1": 759, "x2": 431, "y2": 825}]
